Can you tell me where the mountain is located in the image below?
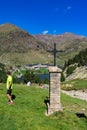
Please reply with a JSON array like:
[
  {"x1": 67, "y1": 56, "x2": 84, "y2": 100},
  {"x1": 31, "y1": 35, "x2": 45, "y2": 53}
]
[
  {"x1": 0, "y1": 23, "x2": 87, "y2": 66},
  {"x1": 0, "y1": 23, "x2": 51, "y2": 65},
  {"x1": 35, "y1": 32, "x2": 87, "y2": 51},
  {"x1": 35, "y1": 33, "x2": 87, "y2": 65},
  {"x1": 0, "y1": 23, "x2": 49, "y2": 53}
]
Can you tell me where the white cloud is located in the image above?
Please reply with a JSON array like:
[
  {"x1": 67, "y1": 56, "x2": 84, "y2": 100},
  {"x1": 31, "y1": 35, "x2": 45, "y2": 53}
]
[
  {"x1": 67, "y1": 6, "x2": 72, "y2": 10},
  {"x1": 53, "y1": 30, "x2": 57, "y2": 33},
  {"x1": 42, "y1": 30, "x2": 48, "y2": 35},
  {"x1": 64, "y1": 6, "x2": 72, "y2": 14}
]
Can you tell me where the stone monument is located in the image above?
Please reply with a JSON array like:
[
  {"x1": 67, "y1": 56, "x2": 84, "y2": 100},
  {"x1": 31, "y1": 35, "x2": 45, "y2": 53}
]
[{"x1": 45, "y1": 66, "x2": 63, "y2": 116}]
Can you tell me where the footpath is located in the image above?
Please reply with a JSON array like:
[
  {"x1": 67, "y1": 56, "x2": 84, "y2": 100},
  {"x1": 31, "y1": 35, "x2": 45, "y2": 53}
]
[{"x1": 61, "y1": 90, "x2": 87, "y2": 101}]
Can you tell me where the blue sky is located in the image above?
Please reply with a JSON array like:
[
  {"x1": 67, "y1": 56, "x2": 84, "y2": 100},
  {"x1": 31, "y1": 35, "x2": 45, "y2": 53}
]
[{"x1": 0, "y1": 0, "x2": 87, "y2": 36}]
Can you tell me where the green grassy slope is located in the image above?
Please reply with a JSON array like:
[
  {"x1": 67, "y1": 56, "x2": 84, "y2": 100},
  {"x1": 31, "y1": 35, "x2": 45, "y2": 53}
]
[
  {"x1": 0, "y1": 50, "x2": 53, "y2": 65},
  {"x1": 61, "y1": 79, "x2": 87, "y2": 90},
  {"x1": 0, "y1": 83, "x2": 87, "y2": 130}
]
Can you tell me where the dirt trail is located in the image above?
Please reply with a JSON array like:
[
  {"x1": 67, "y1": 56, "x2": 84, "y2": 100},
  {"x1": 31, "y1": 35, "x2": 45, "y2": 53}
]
[{"x1": 61, "y1": 90, "x2": 87, "y2": 101}]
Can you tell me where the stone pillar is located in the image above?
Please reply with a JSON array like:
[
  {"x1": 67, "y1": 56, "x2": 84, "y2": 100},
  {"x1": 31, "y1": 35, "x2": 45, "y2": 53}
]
[{"x1": 46, "y1": 66, "x2": 63, "y2": 116}]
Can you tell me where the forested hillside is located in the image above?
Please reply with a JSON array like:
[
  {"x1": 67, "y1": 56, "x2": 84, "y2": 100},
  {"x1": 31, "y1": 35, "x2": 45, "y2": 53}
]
[
  {"x1": 62, "y1": 48, "x2": 87, "y2": 80},
  {"x1": 64, "y1": 48, "x2": 87, "y2": 68}
]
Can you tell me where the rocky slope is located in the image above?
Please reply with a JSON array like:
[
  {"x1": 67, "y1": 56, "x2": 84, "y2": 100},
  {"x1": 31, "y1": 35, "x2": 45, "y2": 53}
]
[
  {"x1": 66, "y1": 66, "x2": 87, "y2": 80},
  {"x1": 35, "y1": 32, "x2": 87, "y2": 51},
  {"x1": 0, "y1": 23, "x2": 48, "y2": 53}
]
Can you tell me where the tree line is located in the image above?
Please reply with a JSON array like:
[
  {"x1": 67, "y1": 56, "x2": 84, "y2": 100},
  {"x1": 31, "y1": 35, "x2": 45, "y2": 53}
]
[{"x1": 0, "y1": 64, "x2": 49, "y2": 84}]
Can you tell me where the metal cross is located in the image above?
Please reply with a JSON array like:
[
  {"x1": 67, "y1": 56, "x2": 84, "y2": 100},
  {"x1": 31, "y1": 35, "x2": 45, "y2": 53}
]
[{"x1": 48, "y1": 43, "x2": 63, "y2": 66}]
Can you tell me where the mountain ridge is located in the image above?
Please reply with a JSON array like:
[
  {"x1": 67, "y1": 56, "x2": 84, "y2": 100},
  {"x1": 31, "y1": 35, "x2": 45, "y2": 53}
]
[{"x1": 0, "y1": 23, "x2": 87, "y2": 65}]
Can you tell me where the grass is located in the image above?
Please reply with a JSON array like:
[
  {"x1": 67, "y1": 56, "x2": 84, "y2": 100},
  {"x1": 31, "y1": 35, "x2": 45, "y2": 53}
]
[
  {"x1": 61, "y1": 79, "x2": 87, "y2": 90},
  {"x1": 0, "y1": 83, "x2": 87, "y2": 130},
  {"x1": 0, "y1": 50, "x2": 53, "y2": 66}
]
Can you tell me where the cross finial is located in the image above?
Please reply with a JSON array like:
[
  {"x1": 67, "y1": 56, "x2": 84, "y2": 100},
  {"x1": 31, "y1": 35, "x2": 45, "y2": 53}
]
[{"x1": 48, "y1": 43, "x2": 63, "y2": 66}]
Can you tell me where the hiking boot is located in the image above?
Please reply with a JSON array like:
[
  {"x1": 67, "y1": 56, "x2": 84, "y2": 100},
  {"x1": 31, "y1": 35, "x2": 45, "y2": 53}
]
[{"x1": 8, "y1": 101, "x2": 13, "y2": 105}]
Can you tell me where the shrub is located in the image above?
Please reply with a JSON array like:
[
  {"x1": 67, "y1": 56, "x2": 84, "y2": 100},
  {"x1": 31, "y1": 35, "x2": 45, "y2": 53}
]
[
  {"x1": 61, "y1": 72, "x2": 65, "y2": 82},
  {"x1": 23, "y1": 70, "x2": 40, "y2": 83},
  {"x1": 66, "y1": 65, "x2": 76, "y2": 77}
]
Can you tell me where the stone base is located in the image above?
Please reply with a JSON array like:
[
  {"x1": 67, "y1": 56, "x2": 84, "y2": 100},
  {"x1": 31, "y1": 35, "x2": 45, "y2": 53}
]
[{"x1": 45, "y1": 104, "x2": 63, "y2": 116}]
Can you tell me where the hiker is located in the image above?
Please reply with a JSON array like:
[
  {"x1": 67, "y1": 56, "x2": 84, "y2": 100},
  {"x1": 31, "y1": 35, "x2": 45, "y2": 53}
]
[{"x1": 6, "y1": 71, "x2": 13, "y2": 105}]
